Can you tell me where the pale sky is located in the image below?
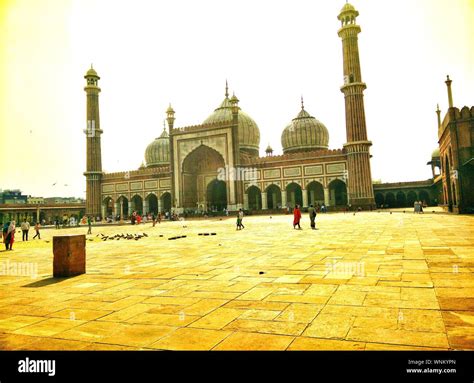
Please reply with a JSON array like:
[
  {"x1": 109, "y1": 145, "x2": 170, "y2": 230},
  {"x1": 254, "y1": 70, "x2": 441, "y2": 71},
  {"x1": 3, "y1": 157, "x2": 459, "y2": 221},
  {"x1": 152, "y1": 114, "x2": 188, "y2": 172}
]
[{"x1": 1, "y1": 0, "x2": 473, "y2": 198}]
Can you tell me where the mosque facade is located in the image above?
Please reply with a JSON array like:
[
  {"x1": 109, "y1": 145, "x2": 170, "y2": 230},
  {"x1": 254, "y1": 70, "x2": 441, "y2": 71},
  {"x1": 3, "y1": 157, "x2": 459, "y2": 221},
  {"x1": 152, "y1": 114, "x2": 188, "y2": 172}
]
[{"x1": 83, "y1": 3, "x2": 377, "y2": 219}]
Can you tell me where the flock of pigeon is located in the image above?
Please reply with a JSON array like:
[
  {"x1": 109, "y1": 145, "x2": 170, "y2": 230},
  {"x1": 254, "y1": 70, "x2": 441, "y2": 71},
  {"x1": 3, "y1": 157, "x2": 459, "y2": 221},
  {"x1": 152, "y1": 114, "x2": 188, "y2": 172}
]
[
  {"x1": 96, "y1": 230, "x2": 218, "y2": 242},
  {"x1": 97, "y1": 233, "x2": 150, "y2": 241}
]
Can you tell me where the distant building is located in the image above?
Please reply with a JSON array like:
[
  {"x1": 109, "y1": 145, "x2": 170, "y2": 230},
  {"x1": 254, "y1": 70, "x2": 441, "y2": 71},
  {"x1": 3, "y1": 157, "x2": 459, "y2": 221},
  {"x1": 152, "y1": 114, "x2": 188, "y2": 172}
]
[
  {"x1": 43, "y1": 197, "x2": 85, "y2": 204},
  {"x1": 373, "y1": 76, "x2": 473, "y2": 212},
  {"x1": 434, "y1": 76, "x2": 474, "y2": 213},
  {"x1": 0, "y1": 189, "x2": 28, "y2": 204},
  {"x1": 373, "y1": 180, "x2": 437, "y2": 208},
  {"x1": 27, "y1": 197, "x2": 45, "y2": 204}
]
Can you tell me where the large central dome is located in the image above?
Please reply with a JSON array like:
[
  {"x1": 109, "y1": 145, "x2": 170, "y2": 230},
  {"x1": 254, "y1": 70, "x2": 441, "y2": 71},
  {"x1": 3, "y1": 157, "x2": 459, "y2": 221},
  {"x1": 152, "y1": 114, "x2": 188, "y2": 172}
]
[
  {"x1": 203, "y1": 85, "x2": 260, "y2": 157},
  {"x1": 281, "y1": 101, "x2": 329, "y2": 154}
]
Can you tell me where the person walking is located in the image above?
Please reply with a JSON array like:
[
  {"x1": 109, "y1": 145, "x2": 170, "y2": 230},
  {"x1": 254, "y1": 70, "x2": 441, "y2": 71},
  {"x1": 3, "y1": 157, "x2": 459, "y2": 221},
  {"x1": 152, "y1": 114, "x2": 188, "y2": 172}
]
[
  {"x1": 21, "y1": 219, "x2": 30, "y2": 241},
  {"x1": 414, "y1": 200, "x2": 419, "y2": 214},
  {"x1": 236, "y1": 209, "x2": 245, "y2": 230},
  {"x1": 5, "y1": 221, "x2": 15, "y2": 250},
  {"x1": 308, "y1": 204, "x2": 317, "y2": 230},
  {"x1": 152, "y1": 213, "x2": 156, "y2": 227},
  {"x1": 293, "y1": 204, "x2": 302, "y2": 230},
  {"x1": 2, "y1": 221, "x2": 10, "y2": 250},
  {"x1": 239, "y1": 209, "x2": 245, "y2": 229},
  {"x1": 55, "y1": 218, "x2": 60, "y2": 229},
  {"x1": 87, "y1": 216, "x2": 92, "y2": 235},
  {"x1": 33, "y1": 222, "x2": 41, "y2": 239}
]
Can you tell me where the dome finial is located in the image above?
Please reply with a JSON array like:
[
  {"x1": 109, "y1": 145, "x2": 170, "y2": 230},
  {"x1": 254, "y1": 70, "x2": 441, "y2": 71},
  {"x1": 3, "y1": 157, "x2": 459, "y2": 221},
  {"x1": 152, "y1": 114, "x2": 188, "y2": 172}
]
[
  {"x1": 301, "y1": 95, "x2": 304, "y2": 110},
  {"x1": 225, "y1": 80, "x2": 229, "y2": 98}
]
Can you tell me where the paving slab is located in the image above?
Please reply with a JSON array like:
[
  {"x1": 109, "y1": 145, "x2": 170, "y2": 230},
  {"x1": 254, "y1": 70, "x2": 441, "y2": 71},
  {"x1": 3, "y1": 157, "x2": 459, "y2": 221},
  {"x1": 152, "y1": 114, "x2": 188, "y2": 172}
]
[{"x1": 0, "y1": 212, "x2": 473, "y2": 349}]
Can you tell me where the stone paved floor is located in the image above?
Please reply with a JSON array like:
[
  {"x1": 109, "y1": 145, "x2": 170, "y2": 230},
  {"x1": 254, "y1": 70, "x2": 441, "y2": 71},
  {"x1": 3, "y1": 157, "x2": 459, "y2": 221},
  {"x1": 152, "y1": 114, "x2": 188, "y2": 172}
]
[{"x1": 1, "y1": 211, "x2": 473, "y2": 350}]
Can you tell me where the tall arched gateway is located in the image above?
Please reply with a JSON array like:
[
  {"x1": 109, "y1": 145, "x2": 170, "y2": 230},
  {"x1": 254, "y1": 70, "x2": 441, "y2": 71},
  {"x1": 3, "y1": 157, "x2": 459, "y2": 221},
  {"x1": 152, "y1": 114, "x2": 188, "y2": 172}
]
[{"x1": 181, "y1": 145, "x2": 227, "y2": 210}]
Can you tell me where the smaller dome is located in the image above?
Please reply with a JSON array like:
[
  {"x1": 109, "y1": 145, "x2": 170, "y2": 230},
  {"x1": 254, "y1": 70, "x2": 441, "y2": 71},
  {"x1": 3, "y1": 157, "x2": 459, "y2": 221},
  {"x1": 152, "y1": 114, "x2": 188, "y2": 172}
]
[
  {"x1": 431, "y1": 148, "x2": 440, "y2": 158},
  {"x1": 281, "y1": 104, "x2": 329, "y2": 154},
  {"x1": 85, "y1": 66, "x2": 99, "y2": 78},
  {"x1": 145, "y1": 129, "x2": 170, "y2": 167},
  {"x1": 338, "y1": 2, "x2": 359, "y2": 21},
  {"x1": 265, "y1": 144, "x2": 273, "y2": 153},
  {"x1": 341, "y1": 3, "x2": 356, "y2": 12}
]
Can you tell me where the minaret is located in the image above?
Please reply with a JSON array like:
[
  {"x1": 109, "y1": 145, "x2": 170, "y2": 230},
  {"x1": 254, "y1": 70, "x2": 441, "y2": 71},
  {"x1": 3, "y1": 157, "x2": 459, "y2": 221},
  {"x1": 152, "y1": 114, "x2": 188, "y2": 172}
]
[
  {"x1": 230, "y1": 92, "x2": 243, "y2": 209},
  {"x1": 83, "y1": 65, "x2": 103, "y2": 217},
  {"x1": 436, "y1": 104, "x2": 442, "y2": 132},
  {"x1": 338, "y1": 2, "x2": 375, "y2": 208},
  {"x1": 166, "y1": 104, "x2": 176, "y2": 208},
  {"x1": 445, "y1": 75, "x2": 454, "y2": 108}
]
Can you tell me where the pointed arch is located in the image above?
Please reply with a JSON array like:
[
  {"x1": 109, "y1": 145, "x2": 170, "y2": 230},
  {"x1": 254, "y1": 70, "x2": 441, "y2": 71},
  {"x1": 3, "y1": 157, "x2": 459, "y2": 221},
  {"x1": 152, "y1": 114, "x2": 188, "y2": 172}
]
[
  {"x1": 328, "y1": 179, "x2": 347, "y2": 206},
  {"x1": 265, "y1": 184, "x2": 282, "y2": 209},
  {"x1": 306, "y1": 181, "x2": 324, "y2": 207},
  {"x1": 286, "y1": 182, "x2": 303, "y2": 208},
  {"x1": 247, "y1": 185, "x2": 262, "y2": 210}
]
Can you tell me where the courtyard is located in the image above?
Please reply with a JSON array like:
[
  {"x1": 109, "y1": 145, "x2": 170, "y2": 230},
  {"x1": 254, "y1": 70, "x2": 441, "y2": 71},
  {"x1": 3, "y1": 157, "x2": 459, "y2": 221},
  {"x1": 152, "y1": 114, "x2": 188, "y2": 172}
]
[{"x1": 0, "y1": 211, "x2": 473, "y2": 351}]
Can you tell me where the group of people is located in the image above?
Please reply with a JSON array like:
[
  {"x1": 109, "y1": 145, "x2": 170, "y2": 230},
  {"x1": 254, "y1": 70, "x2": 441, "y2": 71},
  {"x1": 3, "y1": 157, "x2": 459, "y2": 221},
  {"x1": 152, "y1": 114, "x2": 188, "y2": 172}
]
[
  {"x1": 81, "y1": 210, "x2": 179, "y2": 236},
  {"x1": 1, "y1": 220, "x2": 41, "y2": 250},
  {"x1": 2, "y1": 219, "x2": 42, "y2": 250},
  {"x1": 20, "y1": 220, "x2": 41, "y2": 241},
  {"x1": 130, "y1": 211, "x2": 178, "y2": 226},
  {"x1": 414, "y1": 200, "x2": 425, "y2": 213},
  {"x1": 292, "y1": 204, "x2": 319, "y2": 230},
  {"x1": 234, "y1": 205, "x2": 319, "y2": 231}
]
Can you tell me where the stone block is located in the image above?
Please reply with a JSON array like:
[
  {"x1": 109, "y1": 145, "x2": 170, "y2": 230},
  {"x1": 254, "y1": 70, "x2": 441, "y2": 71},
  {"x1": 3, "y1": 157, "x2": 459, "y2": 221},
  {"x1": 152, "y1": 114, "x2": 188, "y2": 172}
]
[{"x1": 53, "y1": 235, "x2": 86, "y2": 277}]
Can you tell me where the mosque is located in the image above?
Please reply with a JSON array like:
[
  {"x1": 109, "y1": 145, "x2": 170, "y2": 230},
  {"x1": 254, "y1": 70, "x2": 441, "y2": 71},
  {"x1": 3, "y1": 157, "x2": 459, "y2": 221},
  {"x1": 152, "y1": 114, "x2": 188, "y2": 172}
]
[{"x1": 82, "y1": 2, "x2": 474, "y2": 219}]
